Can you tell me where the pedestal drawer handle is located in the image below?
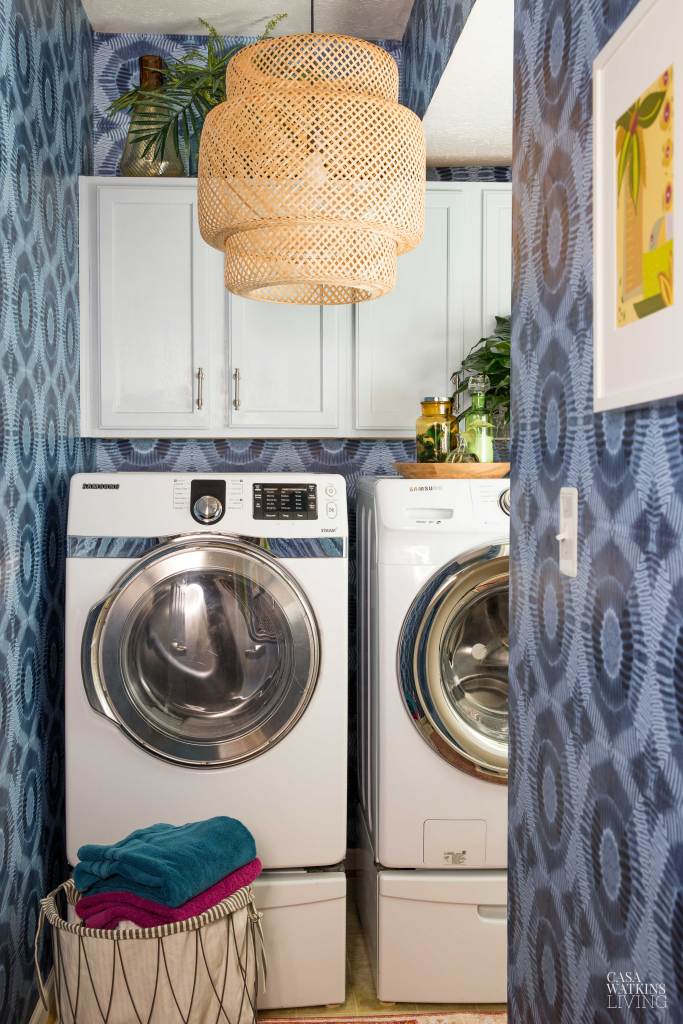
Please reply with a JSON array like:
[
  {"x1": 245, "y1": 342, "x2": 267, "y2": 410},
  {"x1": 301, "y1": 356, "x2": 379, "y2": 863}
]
[{"x1": 477, "y1": 905, "x2": 507, "y2": 921}]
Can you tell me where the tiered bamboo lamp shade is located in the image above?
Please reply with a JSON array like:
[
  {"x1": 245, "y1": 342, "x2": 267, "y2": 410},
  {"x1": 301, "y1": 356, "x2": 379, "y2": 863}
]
[{"x1": 198, "y1": 33, "x2": 425, "y2": 305}]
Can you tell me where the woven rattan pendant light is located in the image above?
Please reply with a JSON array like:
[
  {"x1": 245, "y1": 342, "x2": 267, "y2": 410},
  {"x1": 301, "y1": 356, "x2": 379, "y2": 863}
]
[{"x1": 197, "y1": 20, "x2": 425, "y2": 304}]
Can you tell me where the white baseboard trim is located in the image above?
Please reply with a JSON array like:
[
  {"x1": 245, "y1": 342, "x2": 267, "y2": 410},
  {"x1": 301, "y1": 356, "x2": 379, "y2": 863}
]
[{"x1": 28, "y1": 971, "x2": 53, "y2": 1024}]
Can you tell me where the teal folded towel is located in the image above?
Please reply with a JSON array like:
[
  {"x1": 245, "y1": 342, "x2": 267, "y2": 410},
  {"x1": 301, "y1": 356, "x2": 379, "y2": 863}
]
[{"x1": 74, "y1": 817, "x2": 256, "y2": 907}]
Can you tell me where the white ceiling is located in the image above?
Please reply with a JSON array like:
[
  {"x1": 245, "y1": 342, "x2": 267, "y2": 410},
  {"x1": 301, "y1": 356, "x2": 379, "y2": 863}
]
[
  {"x1": 82, "y1": 0, "x2": 414, "y2": 39},
  {"x1": 423, "y1": 0, "x2": 513, "y2": 166}
]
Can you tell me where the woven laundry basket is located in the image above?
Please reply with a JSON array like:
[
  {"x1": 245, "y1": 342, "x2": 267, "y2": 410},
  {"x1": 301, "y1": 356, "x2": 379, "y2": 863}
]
[{"x1": 34, "y1": 878, "x2": 265, "y2": 1024}]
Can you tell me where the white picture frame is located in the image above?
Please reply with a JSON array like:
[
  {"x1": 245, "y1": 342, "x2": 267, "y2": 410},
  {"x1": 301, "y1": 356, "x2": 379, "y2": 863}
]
[{"x1": 593, "y1": 0, "x2": 681, "y2": 412}]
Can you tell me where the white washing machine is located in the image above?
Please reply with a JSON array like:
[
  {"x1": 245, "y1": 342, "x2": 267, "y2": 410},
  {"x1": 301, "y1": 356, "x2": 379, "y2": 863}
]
[
  {"x1": 356, "y1": 477, "x2": 509, "y2": 1003},
  {"x1": 65, "y1": 472, "x2": 348, "y2": 1008}
]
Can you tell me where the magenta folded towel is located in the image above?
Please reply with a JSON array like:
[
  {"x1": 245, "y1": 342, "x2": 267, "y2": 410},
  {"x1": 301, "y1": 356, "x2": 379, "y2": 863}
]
[{"x1": 75, "y1": 857, "x2": 262, "y2": 929}]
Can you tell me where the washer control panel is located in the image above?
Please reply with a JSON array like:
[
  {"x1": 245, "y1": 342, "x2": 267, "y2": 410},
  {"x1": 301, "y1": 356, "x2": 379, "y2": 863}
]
[{"x1": 252, "y1": 483, "x2": 318, "y2": 520}]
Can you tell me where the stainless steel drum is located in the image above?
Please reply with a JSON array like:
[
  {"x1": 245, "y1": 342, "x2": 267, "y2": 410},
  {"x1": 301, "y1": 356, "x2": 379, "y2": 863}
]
[
  {"x1": 398, "y1": 543, "x2": 509, "y2": 783},
  {"x1": 82, "y1": 534, "x2": 320, "y2": 767}
]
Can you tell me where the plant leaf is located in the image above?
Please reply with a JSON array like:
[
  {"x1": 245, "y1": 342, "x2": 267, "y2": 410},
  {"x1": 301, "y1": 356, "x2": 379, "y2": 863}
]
[
  {"x1": 109, "y1": 12, "x2": 287, "y2": 171},
  {"x1": 616, "y1": 105, "x2": 635, "y2": 131},
  {"x1": 263, "y1": 12, "x2": 288, "y2": 36},
  {"x1": 108, "y1": 88, "x2": 143, "y2": 115},
  {"x1": 617, "y1": 131, "x2": 632, "y2": 197},
  {"x1": 173, "y1": 116, "x2": 181, "y2": 163},
  {"x1": 452, "y1": 314, "x2": 511, "y2": 421},
  {"x1": 630, "y1": 131, "x2": 641, "y2": 206},
  {"x1": 181, "y1": 108, "x2": 191, "y2": 155},
  {"x1": 637, "y1": 90, "x2": 666, "y2": 128}
]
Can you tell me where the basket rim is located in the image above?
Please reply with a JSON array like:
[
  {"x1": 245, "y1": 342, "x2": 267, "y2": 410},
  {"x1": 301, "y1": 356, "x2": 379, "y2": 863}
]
[
  {"x1": 40, "y1": 878, "x2": 255, "y2": 941},
  {"x1": 231, "y1": 32, "x2": 399, "y2": 66}
]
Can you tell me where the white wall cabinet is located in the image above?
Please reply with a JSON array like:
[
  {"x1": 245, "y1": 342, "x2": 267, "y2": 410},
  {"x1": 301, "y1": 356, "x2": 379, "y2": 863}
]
[
  {"x1": 228, "y1": 299, "x2": 343, "y2": 432},
  {"x1": 80, "y1": 181, "x2": 224, "y2": 436},
  {"x1": 79, "y1": 178, "x2": 511, "y2": 438},
  {"x1": 482, "y1": 188, "x2": 513, "y2": 335},
  {"x1": 353, "y1": 183, "x2": 510, "y2": 435},
  {"x1": 354, "y1": 188, "x2": 477, "y2": 432}
]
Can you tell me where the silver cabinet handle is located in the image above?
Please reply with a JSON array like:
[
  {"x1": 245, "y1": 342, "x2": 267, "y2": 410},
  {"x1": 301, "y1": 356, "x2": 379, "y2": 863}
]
[
  {"x1": 233, "y1": 367, "x2": 241, "y2": 410},
  {"x1": 196, "y1": 367, "x2": 205, "y2": 410}
]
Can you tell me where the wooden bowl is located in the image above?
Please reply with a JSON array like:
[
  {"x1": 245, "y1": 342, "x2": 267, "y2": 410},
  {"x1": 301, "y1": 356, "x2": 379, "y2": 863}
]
[{"x1": 394, "y1": 462, "x2": 510, "y2": 479}]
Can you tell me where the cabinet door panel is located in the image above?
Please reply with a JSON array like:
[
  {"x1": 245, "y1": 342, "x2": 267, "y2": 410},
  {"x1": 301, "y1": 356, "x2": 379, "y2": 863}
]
[
  {"x1": 97, "y1": 186, "x2": 217, "y2": 431},
  {"x1": 482, "y1": 189, "x2": 513, "y2": 334},
  {"x1": 229, "y1": 299, "x2": 340, "y2": 430},
  {"x1": 354, "y1": 194, "x2": 465, "y2": 432}
]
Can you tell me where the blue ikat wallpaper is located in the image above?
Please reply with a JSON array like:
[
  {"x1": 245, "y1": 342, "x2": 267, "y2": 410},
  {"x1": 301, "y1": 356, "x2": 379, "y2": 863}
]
[
  {"x1": 401, "y1": 0, "x2": 477, "y2": 119},
  {"x1": 427, "y1": 166, "x2": 512, "y2": 182},
  {"x1": 0, "y1": 0, "x2": 92, "y2": 1020},
  {"x1": 510, "y1": 0, "x2": 683, "y2": 1020}
]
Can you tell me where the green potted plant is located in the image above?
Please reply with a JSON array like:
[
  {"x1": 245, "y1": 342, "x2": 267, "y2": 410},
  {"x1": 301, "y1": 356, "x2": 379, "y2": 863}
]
[
  {"x1": 452, "y1": 315, "x2": 511, "y2": 458},
  {"x1": 109, "y1": 14, "x2": 287, "y2": 175}
]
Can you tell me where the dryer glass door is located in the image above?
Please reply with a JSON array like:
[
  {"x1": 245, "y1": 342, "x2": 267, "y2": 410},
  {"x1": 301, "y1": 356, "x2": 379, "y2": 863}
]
[
  {"x1": 399, "y1": 545, "x2": 509, "y2": 782},
  {"x1": 83, "y1": 536, "x2": 320, "y2": 766}
]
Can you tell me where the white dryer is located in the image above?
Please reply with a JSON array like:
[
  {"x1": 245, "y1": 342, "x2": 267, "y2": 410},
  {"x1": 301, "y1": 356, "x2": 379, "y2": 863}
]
[
  {"x1": 65, "y1": 472, "x2": 348, "y2": 1008},
  {"x1": 356, "y1": 477, "x2": 509, "y2": 1004}
]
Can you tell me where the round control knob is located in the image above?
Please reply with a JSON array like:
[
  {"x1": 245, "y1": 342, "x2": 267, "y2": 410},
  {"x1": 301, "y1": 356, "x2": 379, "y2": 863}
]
[
  {"x1": 193, "y1": 494, "x2": 223, "y2": 524},
  {"x1": 499, "y1": 489, "x2": 511, "y2": 516}
]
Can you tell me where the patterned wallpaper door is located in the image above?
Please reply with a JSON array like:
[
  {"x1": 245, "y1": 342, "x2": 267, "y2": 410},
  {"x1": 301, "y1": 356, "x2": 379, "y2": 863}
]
[
  {"x1": 0, "y1": 0, "x2": 92, "y2": 1020},
  {"x1": 510, "y1": 0, "x2": 683, "y2": 1020}
]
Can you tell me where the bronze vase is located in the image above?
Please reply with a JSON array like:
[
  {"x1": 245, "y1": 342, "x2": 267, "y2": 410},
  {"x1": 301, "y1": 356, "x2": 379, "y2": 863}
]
[{"x1": 119, "y1": 55, "x2": 185, "y2": 177}]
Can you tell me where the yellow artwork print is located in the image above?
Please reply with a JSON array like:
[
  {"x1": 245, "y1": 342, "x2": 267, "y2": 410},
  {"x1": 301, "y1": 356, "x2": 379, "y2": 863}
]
[{"x1": 616, "y1": 66, "x2": 674, "y2": 327}]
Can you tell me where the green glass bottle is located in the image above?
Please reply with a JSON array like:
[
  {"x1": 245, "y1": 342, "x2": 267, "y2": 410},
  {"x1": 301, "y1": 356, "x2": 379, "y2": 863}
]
[{"x1": 464, "y1": 374, "x2": 494, "y2": 463}]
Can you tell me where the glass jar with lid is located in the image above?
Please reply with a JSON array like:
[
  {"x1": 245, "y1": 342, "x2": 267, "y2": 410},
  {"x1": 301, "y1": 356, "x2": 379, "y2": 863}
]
[
  {"x1": 416, "y1": 397, "x2": 456, "y2": 463},
  {"x1": 463, "y1": 374, "x2": 494, "y2": 463}
]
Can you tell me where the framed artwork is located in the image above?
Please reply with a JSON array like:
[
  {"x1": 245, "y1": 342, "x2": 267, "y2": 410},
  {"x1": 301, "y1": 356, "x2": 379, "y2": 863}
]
[{"x1": 593, "y1": 0, "x2": 681, "y2": 411}]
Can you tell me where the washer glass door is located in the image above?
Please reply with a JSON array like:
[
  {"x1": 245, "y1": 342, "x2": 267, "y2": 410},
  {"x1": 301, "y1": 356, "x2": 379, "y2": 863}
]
[
  {"x1": 399, "y1": 545, "x2": 509, "y2": 782},
  {"x1": 84, "y1": 535, "x2": 320, "y2": 766}
]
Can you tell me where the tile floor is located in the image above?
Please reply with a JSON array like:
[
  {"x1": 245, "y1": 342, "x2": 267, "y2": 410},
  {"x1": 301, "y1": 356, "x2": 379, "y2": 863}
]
[{"x1": 259, "y1": 899, "x2": 507, "y2": 1019}]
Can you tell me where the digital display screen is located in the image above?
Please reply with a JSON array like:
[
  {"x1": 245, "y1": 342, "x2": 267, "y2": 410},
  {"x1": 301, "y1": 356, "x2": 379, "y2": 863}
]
[{"x1": 253, "y1": 483, "x2": 317, "y2": 520}]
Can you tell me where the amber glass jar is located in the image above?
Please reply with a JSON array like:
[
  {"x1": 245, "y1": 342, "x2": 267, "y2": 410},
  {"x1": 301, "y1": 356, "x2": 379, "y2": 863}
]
[{"x1": 416, "y1": 397, "x2": 456, "y2": 462}]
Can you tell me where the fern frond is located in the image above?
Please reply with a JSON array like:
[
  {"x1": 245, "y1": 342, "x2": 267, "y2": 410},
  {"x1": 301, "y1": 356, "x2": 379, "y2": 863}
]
[
  {"x1": 108, "y1": 11, "x2": 288, "y2": 171},
  {"x1": 263, "y1": 12, "x2": 288, "y2": 36}
]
